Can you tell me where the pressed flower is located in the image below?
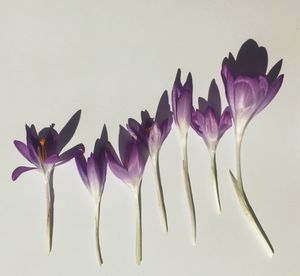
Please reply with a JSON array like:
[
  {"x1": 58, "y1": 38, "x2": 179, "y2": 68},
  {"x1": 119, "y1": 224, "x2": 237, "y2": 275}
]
[
  {"x1": 221, "y1": 39, "x2": 284, "y2": 255},
  {"x1": 12, "y1": 110, "x2": 84, "y2": 253},
  {"x1": 127, "y1": 91, "x2": 173, "y2": 232},
  {"x1": 172, "y1": 69, "x2": 196, "y2": 244},
  {"x1": 106, "y1": 126, "x2": 148, "y2": 264},
  {"x1": 191, "y1": 79, "x2": 232, "y2": 212},
  {"x1": 75, "y1": 125, "x2": 108, "y2": 265}
]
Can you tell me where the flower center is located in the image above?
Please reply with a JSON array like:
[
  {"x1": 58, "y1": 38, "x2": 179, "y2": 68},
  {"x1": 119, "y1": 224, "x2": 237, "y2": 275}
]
[{"x1": 37, "y1": 138, "x2": 47, "y2": 163}]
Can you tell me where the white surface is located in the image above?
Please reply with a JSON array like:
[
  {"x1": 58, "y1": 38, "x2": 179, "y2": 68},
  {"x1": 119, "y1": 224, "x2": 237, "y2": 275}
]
[{"x1": 0, "y1": 0, "x2": 299, "y2": 275}]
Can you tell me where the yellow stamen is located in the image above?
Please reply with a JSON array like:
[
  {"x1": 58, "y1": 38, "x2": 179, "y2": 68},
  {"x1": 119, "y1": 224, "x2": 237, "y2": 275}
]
[{"x1": 37, "y1": 138, "x2": 47, "y2": 162}]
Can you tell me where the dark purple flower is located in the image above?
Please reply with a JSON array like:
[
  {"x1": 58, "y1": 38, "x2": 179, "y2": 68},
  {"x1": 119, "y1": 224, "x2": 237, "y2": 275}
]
[
  {"x1": 221, "y1": 39, "x2": 284, "y2": 255},
  {"x1": 192, "y1": 79, "x2": 232, "y2": 151},
  {"x1": 171, "y1": 69, "x2": 196, "y2": 244},
  {"x1": 75, "y1": 125, "x2": 108, "y2": 266},
  {"x1": 172, "y1": 69, "x2": 193, "y2": 136},
  {"x1": 191, "y1": 80, "x2": 232, "y2": 212},
  {"x1": 12, "y1": 110, "x2": 84, "y2": 180},
  {"x1": 127, "y1": 91, "x2": 173, "y2": 159},
  {"x1": 126, "y1": 91, "x2": 173, "y2": 233},
  {"x1": 221, "y1": 39, "x2": 284, "y2": 138},
  {"x1": 12, "y1": 110, "x2": 83, "y2": 254}
]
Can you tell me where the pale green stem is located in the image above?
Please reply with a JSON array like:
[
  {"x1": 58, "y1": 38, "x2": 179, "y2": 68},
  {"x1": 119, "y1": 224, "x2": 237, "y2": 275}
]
[
  {"x1": 134, "y1": 183, "x2": 142, "y2": 265},
  {"x1": 44, "y1": 168, "x2": 54, "y2": 254},
  {"x1": 182, "y1": 133, "x2": 196, "y2": 245},
  {"x1": 231, "y1": 135, "x2": 274, "y2": 255},
  {"x1": 209, "y1": 151, "x2": 221, "y2": 212},
  {"x1": 152, "y1": 153, "x2": 168, "y2": 233},
  {"x1": 95, "y1": 197, "x2": 103, "y2": 266}
]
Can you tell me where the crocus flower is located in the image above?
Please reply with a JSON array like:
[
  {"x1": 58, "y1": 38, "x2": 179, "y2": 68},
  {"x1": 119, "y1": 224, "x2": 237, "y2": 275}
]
[
  {"x1": 106, "y1": 126, "x2": 148, "y2": 264},
  {"x1": 12, "y1": 110, "x2": 84, "y2": 253},
  {"x1": 172, "y1": 69, "x2": 196, "y2": 244},
  {"x1": 127, "y1": 91, "x2": 173, "y2": 232},
  {"x1": 75, "y1": 125, "x2": 108, "y2": 265},
  {"x1": 221, "y1": 39, "x2": 284, "y2": 255},
  {"x1": 191, "y1": 79, "x2": 232, "y2": 212}
]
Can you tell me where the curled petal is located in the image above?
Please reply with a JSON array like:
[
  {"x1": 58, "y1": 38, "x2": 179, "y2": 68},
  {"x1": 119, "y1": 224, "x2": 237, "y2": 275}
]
[{"x1": 12, "y1": 166, "x2": 36, "y2": 181}]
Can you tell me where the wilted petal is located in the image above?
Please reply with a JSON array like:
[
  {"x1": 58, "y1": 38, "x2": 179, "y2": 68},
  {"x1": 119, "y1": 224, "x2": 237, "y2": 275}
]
[{"x1": 12, "y1": 166, "x2": 36, "y2": 181}]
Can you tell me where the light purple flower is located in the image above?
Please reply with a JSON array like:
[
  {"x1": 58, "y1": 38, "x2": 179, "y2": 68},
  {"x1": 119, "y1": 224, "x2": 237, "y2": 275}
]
[
  {"x1": 171, "y1": 69, "x2": 196, "y2": 244},
  {"x1": 221, "y1": 39, "x2": 284, "y2": 255},
  {"x1": 191, "y1": 80, "x2": 232, "y2": 211},
  {"x1": 106, "y1": 125, "x2": 148, "y2": 264},
  {"x1": 75, "y1": 125, "x2": 108, "y2": 265},
  {"x1": 192, "y1": 79, "x2": 232, "y2": 151},
  {"x1": 127, "y1": 91, "x2": 173, "y2": 232},
  {"x1": 12, "y1": 110, "x2": 84, "y2": 254},
  {"x1": 221, "y1": 39, "x2": 284, "y2": 138}
]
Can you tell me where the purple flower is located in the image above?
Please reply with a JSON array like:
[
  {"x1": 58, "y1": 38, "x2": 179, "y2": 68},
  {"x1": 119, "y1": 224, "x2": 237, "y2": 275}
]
[
  {"x1": 222, "y1": 39, "x2": 284, "y2": 138},
  {"x1": 127, "y1": 91, "x2": 173, "y2": 232},
  {"x1": 12, "y1": 110, "x2": 84, "y2": 180},
  {"x1": 171, "y1": 69, "x2": 196, "y2": 244},
  {"x1": 192, "y1": 79, "x2": 232, "y2": 151},
  {"x1": 75, "y1": 125, "x2": 108, "y2": 265},
  {"x1": 221, "y1": 39, "x2": 284, "y2": 255},
  {"x1": 191, "y1": 80, "x2": 232, "y2": 211},
  {"x1": 172, "y1": 69, "x2": 193, "y2": 136},
  {"x1": 106, "y1": 125, "x2": 148, "y2": 264},
  {"x1": 12, "y1": 110, "x2": 84, "y2": 254}
]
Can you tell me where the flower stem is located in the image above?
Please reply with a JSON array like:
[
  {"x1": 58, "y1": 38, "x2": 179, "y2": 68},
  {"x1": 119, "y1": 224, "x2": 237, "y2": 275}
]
[
  {"x1": 152, "y1": 154, "x2": 168, "y2": 233},
  {"x1": 95, "y1": 197, "x2": 103, "y2": 266},
  {"x1": 134, "y1": 183, "x2": 142, "y2": 265},
  {"x1": 231, "y1": 137, "x2": 274, "y2": 255},
  {"x1": 44, "y1": 168, "x2": 54, "y2": 254},
  {"x1": 210, "y1": 151, "x2": 221, "y2": 212},
  {"x1": 182, "y1": 133, "x2": 196, "y2": 245}
]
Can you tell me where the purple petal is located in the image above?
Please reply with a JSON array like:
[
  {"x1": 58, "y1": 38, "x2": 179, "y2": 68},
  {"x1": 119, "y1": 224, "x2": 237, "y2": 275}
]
[
  {"x1": 94, "y1": 125, "x2": 108, "y2": 157},
  {"x1": 191, "y1": 110, "x2": 205, "y2": 137},
  {"x1": 148, "y1": 122, "x2": 162, "y2": 157},
  {"x1": 221, "y1": 64, "x2": 236, "y2": 118},
  {"x1": 119, "y1": 126, "x2": 133, "y2": 165},
  {"x1": 171, "y1": 69, "x2": 182, "y2": 124},
  {"x1": 267, "y1": 59, "x2": 283, "y2": 83},
  {"x1": 160, "y1": 115, "x2": 173, "y2": 143},
  {"x1": 39, "y1": 125, "x2": 59, "y2": 157},
  {"x1": 55, "y1": 143, "x2": 85, "y2": 166},
  {"x1": 126, "y1": 142, "x2": 145, "y2": 183},
  {"x1": 218, "y1": 107, "x2": 232, "y2": 139},
  {"x1": 56, "y1": 110, "x2": 81, "y2": 153},
  {"x1": 197, "y1": 97, "x2": 208, "y2": 113},
  {"x1": 256, "y1": 75, "x2": 284, "y2": 115},
  {"x1": 75, "y1": 152, "x2": 89, "y2": 186},
  {"x1": 127, "y1": 118, "x2": 148, "y2": 145},
  {"x1": 202, "y1": 107, "x2": 219, "y2": 144},
  {"x1": 87, "y1": 154, "x2": 104, "y2": 193},
  {"x1": 207, "y1": 79, "x2": 221, "y2": 120},
  {"x1": 176, "y1": 87, "x2": 192, "y2": 133},
  {"x1": 12, "y1": 166, "x2": 36, "y2": 181},
  {"x1": 14, "y1": 140, "x2": 37, "y2": 165},
  {"x1": 155, "y1": 90, "x2": 173, "y2": 129}
]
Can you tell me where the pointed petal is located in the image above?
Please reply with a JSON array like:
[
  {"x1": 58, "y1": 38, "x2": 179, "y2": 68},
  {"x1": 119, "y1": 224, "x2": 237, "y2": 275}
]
[
  {"x1": 56, "y1": 110, "x2": 81, "y2": 153},
  {"x1": 208, "y1": 79, "x2": 221, "y2": 120},
  {"x1": 171, "y1": 69, "x2": 182, "y2": 124},
  {"x1": 119, "y1": 126, "x2": 133, "y2": 164},
  {"x1": 267, "y1": 59, "x2": 282, "y2": 83},
  {"x1": 12, "y1": 166, "x2": 36, "y2": 181},
  {"x1": 218, "y1": 107, "x2": 232, "y2": 139},
  {"x1": 56, "y1": 143, "x2": 85, "y2": 166},
  {"x1": 14, "y1": 140, "x2": 36, "y2": 165},
  {"x1": 155, "y1": 90, "x2": 173, "y2": 129},
  {"x1": 75, "y1": 152, "x2": 89, "y2": 186}
]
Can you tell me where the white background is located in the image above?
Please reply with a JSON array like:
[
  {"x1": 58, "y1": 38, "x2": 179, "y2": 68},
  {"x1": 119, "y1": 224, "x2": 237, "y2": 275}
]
[{"x1": 0, "y1": 0, "x2": 299, "y2": 275}]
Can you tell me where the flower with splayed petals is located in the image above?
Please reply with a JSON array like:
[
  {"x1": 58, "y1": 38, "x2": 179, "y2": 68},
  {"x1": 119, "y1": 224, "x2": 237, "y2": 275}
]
[
  {"x1": 12, "y1": 110, "x2": 84, "y2": 253},
  {"x1": 222, "y1": 39, "x2": 284, "y2": 255},
  {"x1": 191, "y1": 79, "x2": 232, "y2": 211},
  {"x1": 127, "y1": 91, "x2": 173, "y2": 232},
  {"x1": 106, "y1": 126, "x2": 148, "y2": 264},
  {"x1": 75, "y1": 125, "x2": 108, "y2": 266}
]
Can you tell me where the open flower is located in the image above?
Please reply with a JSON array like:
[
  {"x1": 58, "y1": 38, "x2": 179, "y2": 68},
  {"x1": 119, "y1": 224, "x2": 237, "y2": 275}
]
[
  {"x1": 75, "y1": 125, "x2": 108, "y2": 265},
  {"x1": 12, "y1": 110, "x2": 84, "y2": 253},
  {"x1": 221, "y1": 39, "x2": 284, "y2": 255},
  {"x1": 171, "y1": 69, "x2": 196, "y2": 244},
  {"x1": 127, "y1": 91, "x2": 173, "y2": 232},
  {"x1": 191, "y1": 79, "x2": 232, "y2": 211},
  {"x1": 106, "y1": 126, "x2": 148, "y2": 264}
]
